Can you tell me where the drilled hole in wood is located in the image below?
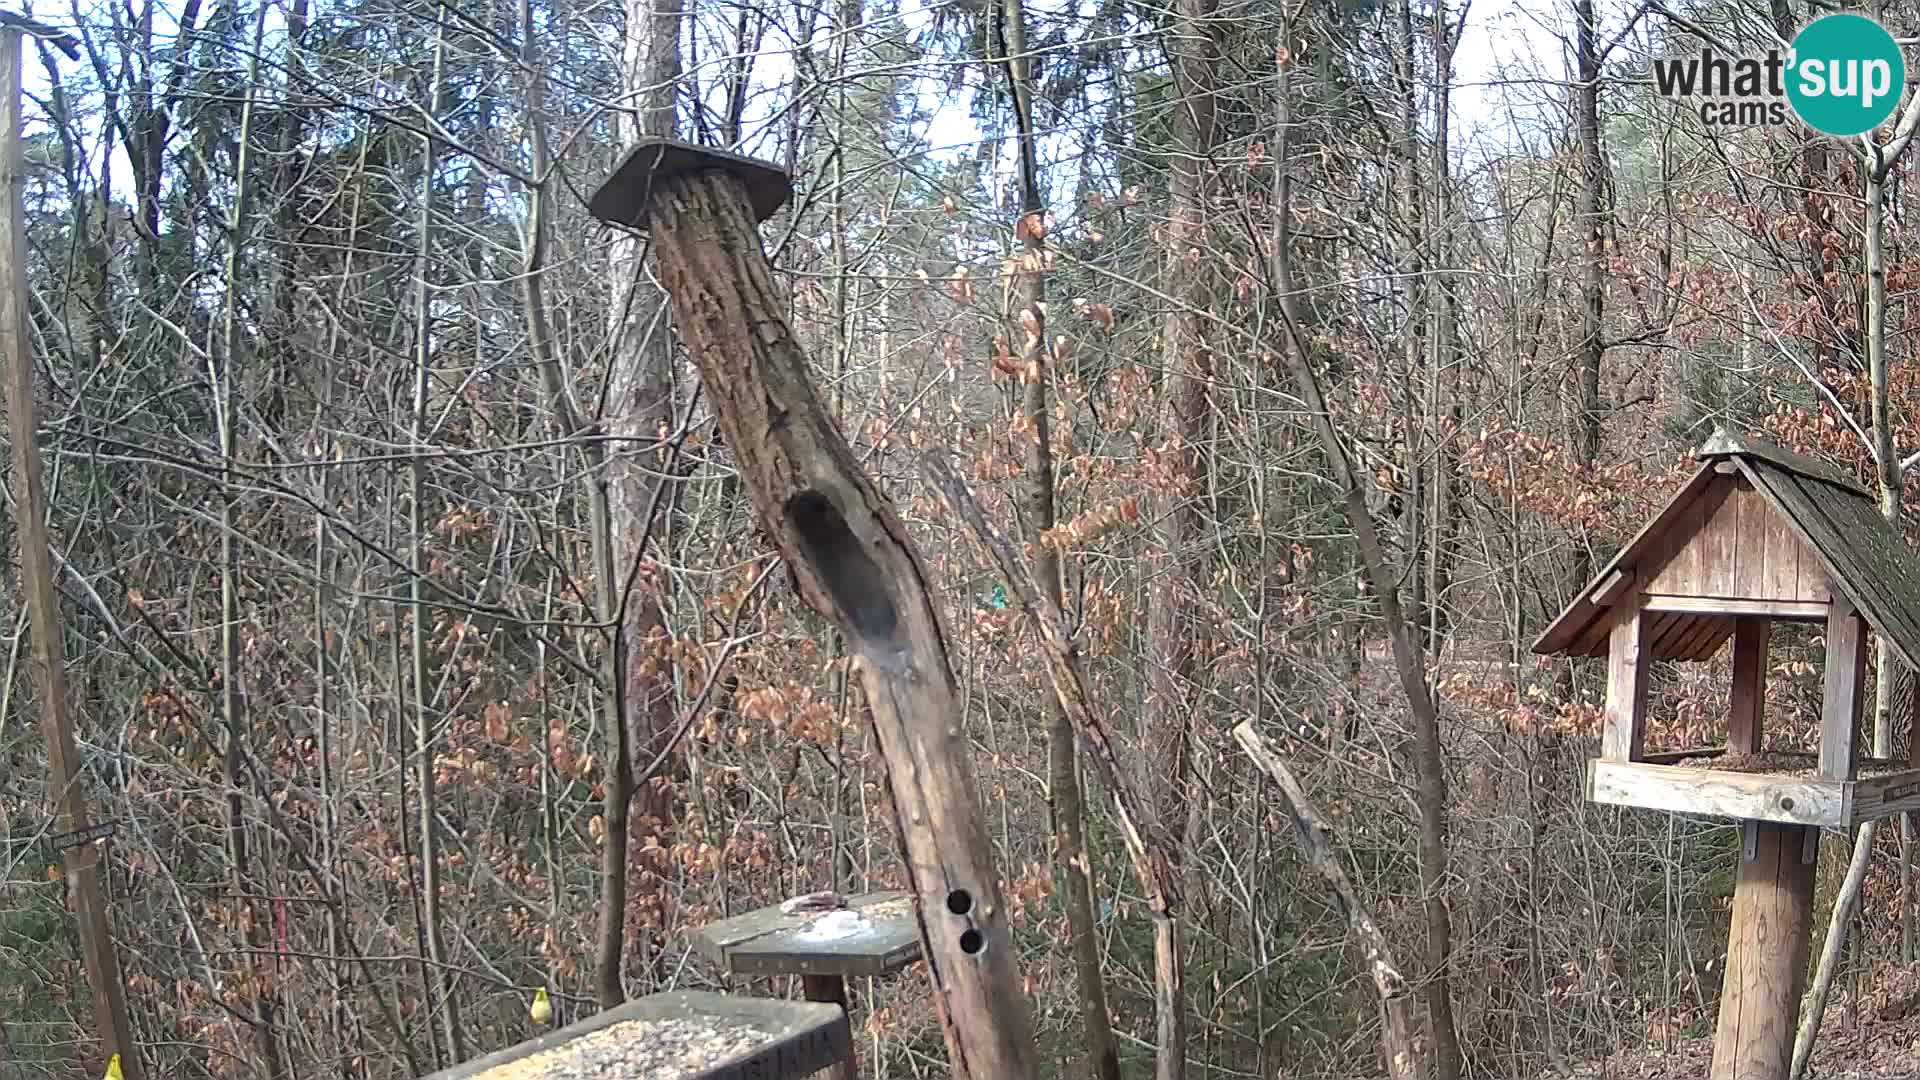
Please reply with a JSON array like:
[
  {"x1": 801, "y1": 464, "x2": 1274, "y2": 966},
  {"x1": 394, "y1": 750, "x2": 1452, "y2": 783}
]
[
  {"x1": 946, "y1": 889, "x2": 973, "y2": 915},
  {"x1": 785, "y1": 489, "x2": 899, "y2": 643},
  {"x1": 959, "y1": 928, "x2": 985, "y2": 956}
]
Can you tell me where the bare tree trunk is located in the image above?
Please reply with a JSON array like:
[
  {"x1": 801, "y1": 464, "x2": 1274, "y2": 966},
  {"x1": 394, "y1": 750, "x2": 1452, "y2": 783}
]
[
  {"x1": 1573, "y1": 0, "x2": 1604, "y2": 486},
  {"x1": 409, "y1": 12, "x2": 463, "y2": 1061},
  {"x1": 1271, "y1": 37, "x2": 1462, "y2": 1080},
  {"x1": 1393, "y1": 0, "x2": 1425, "y2": 640},
  {"x1": 314, "y1": 120, "x2": 374, "y2": 1080},
  {"x1": 214, "y1": 10, "x2": 286, "y2": 1076},
  {"x1": 594, "y1": 0, "x2": 685, "y2": 1008},
  {"x1": 1425, "y1": 0, "x2": 1459, "y2": 649},
  {"x1": 1142, "y1": 1, "x2": 1218, "y2": 1071},
  {"x1": 997, "y1": 0, "x2": 1119, "y2": 1076}
]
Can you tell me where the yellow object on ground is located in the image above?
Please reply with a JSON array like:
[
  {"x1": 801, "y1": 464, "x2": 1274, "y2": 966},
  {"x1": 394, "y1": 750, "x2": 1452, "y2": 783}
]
[
  {"x1": 529, "y1": 987, "x2": 552, "y2": 1025},
  {"x1": 104, "y1": 1054, "x2": 124, "y2": 1080}
]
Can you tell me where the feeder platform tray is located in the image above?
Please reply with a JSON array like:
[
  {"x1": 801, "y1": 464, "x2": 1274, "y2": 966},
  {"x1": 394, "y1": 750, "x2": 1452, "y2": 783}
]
[
  {"x1": 420, "y1": 989, "x2": 849, "y2": 1080},
  {"x1": 1588, "y1": 748, "x2": 1920, "y2": 829},
  {"x1": 691, "y1": 891, "x2": 919, "y2": 979}
]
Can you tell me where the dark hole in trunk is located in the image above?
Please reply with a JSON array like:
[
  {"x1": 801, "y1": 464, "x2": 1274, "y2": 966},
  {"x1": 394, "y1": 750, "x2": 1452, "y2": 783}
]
[{"x1": 786, "y1": 489, "x2": 899, "y2": 644}]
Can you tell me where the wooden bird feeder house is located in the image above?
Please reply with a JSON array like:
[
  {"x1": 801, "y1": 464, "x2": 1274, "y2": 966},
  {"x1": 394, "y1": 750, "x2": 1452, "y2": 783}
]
[{"x1": 1535, "y1": 427, "x2": 1920, "y2": 1080}]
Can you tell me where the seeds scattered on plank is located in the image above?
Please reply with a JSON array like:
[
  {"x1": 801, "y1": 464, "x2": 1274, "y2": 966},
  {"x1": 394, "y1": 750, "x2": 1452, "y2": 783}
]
[{"x1": 465, "y1": 1017, "x2": 772, "y2": 1079}]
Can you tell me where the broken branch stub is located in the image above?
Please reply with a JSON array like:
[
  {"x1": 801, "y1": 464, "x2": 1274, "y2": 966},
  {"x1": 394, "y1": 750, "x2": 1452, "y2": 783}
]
[{"x1": 589, "y1": 139, "x2": 1040, "y2": 1080}]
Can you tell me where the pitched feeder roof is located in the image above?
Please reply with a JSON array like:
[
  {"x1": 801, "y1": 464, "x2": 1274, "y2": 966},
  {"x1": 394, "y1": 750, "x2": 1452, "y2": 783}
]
[{"x1": 1532, "y1": 428, "x2": 1920, "y2": 671}]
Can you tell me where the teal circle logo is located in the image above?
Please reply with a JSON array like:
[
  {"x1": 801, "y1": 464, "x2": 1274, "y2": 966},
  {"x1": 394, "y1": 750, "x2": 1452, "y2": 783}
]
[{"x1": 1787, "y1": 13, "x2": 1906, "y2": 136}]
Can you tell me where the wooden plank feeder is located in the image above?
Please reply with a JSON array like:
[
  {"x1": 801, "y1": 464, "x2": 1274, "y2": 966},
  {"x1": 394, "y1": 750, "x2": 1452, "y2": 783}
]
[
  {"x1": 1534, "y1": 427, "x2": 1920, "y2": 1080},
  {"x1": 691, "y1": 891, "x2": 919, "y2": 1079},
  {"x1": 419, "y1": 990, "x2": 850, "y2": 1080},
  {"x1": 586, "y1": 139, "x2": 1041, "y2": 1078}
]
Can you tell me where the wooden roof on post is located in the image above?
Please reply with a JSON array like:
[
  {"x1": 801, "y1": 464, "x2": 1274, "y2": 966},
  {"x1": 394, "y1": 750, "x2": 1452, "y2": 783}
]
[{"x1": 1532, "y1": 428, "x2": 1920, "y2": 671}]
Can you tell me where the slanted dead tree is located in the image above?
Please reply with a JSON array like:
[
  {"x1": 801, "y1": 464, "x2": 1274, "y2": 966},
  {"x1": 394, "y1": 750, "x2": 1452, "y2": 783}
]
[
  {"x1": 589, "y1": 140, "x2": 1040, "y2": 1079},
  {"x1": 0, "y1": 26, "x2": 143, "y2": 1080},
  {"x1": 1269, "y1": 23, "x2": 1460, "y2": 1073}
]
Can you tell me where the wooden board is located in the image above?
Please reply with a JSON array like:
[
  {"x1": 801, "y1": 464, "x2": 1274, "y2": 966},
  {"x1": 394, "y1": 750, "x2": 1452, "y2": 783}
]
[
  {"x1": 1764, "y1": 492, "x2": 1828, "y2": 602},
  {"x1": 1708, "y1": 482, "x2": 1741, "y2": 598},
  {"x1": 1641, "y1": 597, "x2": 1828, "y2": 619},
  {"x1": 590, "y1": 139, "x2": 794, "y2": 227},
  {"x1": 1587, "y1": 761, "x2": 1845, "y2": 827},
  {"x1": 1587, "y1": 760, "x2": 1920, "y2": 829},
  {"x1": 692, "y1": 892, "x2": 921, "y2": 978},
  {"x1": 1843, "y1": 767, "x2": 1920, "y2": 825},
  {"x1": 1646, "y1": 484, "x2": 1829, "y2": 605},
  {"x1": 423, "y1": 990, "x2": 851, "y2": 1080},
  {"x1": 1733, "y1": 480, "x2": 1765, "y2": 598}
]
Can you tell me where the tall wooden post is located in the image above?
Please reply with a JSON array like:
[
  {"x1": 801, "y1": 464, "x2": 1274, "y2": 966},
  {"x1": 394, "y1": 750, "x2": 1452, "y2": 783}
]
[
  {"x1": 590, "y1": 140, "x2": 1040, "y2": 1079},
  {"x1": 0, "y1": 27, "x2": 144, "y2": 1080},
  {"x1": 1711, "y1": 821, "x2": 1818, "y2": 1080}
]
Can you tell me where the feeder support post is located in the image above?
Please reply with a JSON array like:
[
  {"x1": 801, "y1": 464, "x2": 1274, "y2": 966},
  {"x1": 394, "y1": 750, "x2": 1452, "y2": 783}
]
[{"x1": 1711, "y1": 820, "x2": 1817, "y2": 1080}]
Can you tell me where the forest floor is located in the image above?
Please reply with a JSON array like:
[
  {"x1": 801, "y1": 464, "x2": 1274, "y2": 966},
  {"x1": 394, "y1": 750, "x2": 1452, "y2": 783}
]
[{"x1": 1553, "y1": 965, "x2": 1920, "y2": 1078}]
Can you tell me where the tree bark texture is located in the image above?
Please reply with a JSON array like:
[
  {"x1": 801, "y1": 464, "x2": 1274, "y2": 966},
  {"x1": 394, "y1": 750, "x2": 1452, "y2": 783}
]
[
  {"x1": 1717, "y1": 823, "x2": 1818, "y2": 1080},
  {"x1": 597, "y1": 0, "x2": 683, "y2": 1006},
  {"x1": 640, "y1": 168, "x2": 1040, "y2": 1080},
  {"x1": 0, "y1": 29, "x2": 144, "y2": 1080},
  {"x1": 1572, "y1": 0, "x2": 1604, "y2": 480},
  {"x1": 1144, "y1": 1, "x2": 1217, "y2": 1071}
]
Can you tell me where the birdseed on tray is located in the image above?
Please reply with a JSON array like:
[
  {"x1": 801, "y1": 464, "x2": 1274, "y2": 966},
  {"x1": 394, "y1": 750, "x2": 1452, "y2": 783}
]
[{"x1": 466, "y1": 1016, "x2": 772, "y2": 1079}]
